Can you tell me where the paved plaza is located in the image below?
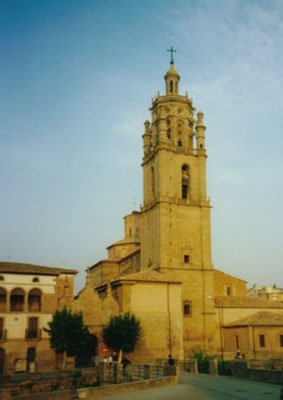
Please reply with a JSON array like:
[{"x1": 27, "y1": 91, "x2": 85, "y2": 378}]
[{"x1": 101, "y1": 372, "x2": 281, "y2": 400}]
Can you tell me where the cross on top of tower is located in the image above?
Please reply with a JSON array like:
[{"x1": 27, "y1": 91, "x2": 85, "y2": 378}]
[{"x1": 167, "y1": 46, "x2": 176, "y2": 64}]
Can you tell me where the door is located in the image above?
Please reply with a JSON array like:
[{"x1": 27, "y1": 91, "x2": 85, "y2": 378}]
[{"x1": 0, "y1": 348, "x2": 5, "y2": 374}]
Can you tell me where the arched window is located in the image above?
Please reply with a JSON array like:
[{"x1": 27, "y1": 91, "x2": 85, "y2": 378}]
[
  {"x1": 170, "y1": 80, "x2": 173, "y2": 93},
  {"x1": 10, "y1": 288, "x2": 25, "y2": 312},
  {"x1": 28, "y1": 289, "x2": 41, "y2": 312},
  {"x1": 181, "y1": 165, "x2": 189, "y2": 199},
  {"x1": 0, "y1": 288, "x2": 6, "y2": 312},
  {"x1": 32, "y1": 277, "x2": 39, "y2": 283}
]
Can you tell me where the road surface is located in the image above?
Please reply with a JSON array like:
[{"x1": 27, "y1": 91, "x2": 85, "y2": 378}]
[{"x1": 100, "y1": 372, "x2": 281, "y2": 399}]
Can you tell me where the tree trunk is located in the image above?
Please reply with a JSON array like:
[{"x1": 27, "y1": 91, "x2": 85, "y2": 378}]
[
  {"x1": 118, "y1": 349, "x2": 123, "y2": 363},
  {"x1": 62, "y1": 350, "x2": 67, "y2": 370}
]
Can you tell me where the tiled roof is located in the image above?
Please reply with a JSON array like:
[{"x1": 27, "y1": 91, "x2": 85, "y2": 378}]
[
  {"x1": 215, "y1": 296, "x2": 283, "y2": 309},
  {"x1": 107, "y1": 238, "x2": 140, "y2": 249},
  {"x1": 225, "y1": 311, "x2": 283, "y2": 327},
  {"x1": 111, "y1": 270, "x2": 181, "y2": 284},
  {"x1": 214, "y1": 269, "x2": 247, "y2": 283},
  {"x1": 0, "y1": 261, "x2": 78, "y2": 275}
]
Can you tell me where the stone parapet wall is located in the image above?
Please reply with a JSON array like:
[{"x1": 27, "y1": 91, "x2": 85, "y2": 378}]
[
  {"x1": 0, "y1": 367, "x2": 100, "y2": 397},
  {"x1": 226, "y1": 361, "x2": 283, "y2": 385},
  {"x1": 0, "y1": 366, "x2": 178, "y2": 400}
]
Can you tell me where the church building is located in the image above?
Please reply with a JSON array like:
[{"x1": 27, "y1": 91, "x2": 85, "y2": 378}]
[{"x1": 74, "y1": 57, "x2": 283, "y2": 362}]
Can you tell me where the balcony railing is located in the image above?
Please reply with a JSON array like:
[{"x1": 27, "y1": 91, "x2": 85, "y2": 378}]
[
  {"x1": 0, "y1": 329, "x2": 7, "y2": 342},
  {"x1": 10, "y1": 302, "x2": 24, "y2": 312},
  {"x1": 25, "y1": 329, "x2": 41, "y2": 340},
  {"x1": 28, "y1": 303, "x2": 41, "y2": 312}
]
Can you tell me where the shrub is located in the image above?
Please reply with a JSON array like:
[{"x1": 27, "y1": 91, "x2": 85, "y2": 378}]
[{"x1": 191, "y1": 349, "x2": 213, "y2": 374}]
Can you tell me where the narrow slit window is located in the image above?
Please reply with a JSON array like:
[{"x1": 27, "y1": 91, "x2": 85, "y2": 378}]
[
  {"x1": 151, "y1": 166, "x2": 155, "y2": 196},
  {"x1": 181, "y1": 165, "x2": 189, "y2": 200},
  {"x1": 235, "y1": 335, "x2": 239, "y2": 350}
]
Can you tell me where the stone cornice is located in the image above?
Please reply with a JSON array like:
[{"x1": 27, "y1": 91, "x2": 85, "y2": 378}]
[{"x1": 141, "y1": 196, "x2": 211, "y2": 213}]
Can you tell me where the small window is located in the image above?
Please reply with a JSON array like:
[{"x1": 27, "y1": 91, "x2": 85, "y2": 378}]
[
  {"x1": 259, "y1": 334, "x2": 265, "y2": 348},
  {"x1": 170, "y1": 80, "x2": 173, "y2": 93},
  {"x1": 200, "y1": 144, "x2": 203, "y2": 149},
  {"x1": 178, "y1": 140, "x2": 182, "y2": 147},
  {"x1": 129, "y1": 229, "x2": 132, "y2": 237},
  {"x1": 183, "y1": 302, "x2": 192, "y2": 317},
  {"x1": 32, "y1": 277, "x2": 39, "y2": 283},
  {"x1": 0, "y1": 276, "x2": 3, "y2": 281},
  {"x1": 227, "y1": 286, "x2": 232, "y2": 296},
  {"x1": 280, "y1": 335, "x2": 283, "y2": 347},
  {"x1": 184, "y1": 255, "x2": 190, "y2": 263}
]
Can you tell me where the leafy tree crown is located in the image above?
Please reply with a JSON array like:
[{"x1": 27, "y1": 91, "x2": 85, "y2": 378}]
[
  {"x1": 44, "y1": 307, "x2": 91, "y2": 356},
  {"x1": 103, "y1": 312, "x2": 141, "y2": 353}
]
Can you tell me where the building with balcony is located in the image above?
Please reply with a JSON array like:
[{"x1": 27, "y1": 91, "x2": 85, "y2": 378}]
[{"x1": 0, "y1": 262, "x2": 77, "y2": 374}]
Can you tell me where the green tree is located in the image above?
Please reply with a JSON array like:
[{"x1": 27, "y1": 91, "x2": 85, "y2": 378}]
[
  {"x1": 103, "y1": 312, "x2": 141, "y2": 362},
  {"x1": 44, "y1": 307, "x2": 91, "y2": 369}
]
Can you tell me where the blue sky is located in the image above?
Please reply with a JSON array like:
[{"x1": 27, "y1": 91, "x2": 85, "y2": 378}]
[{"x1": 1, "y1": 0, "x2": 283, "y2": 292}]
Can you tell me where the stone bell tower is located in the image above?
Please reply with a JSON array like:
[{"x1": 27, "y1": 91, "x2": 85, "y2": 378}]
[{"x1": 140, "y1": 55, "x2": 217, "y2": 352}]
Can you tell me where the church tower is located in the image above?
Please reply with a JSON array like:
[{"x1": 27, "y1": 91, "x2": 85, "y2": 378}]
[{"x1": 140, "y1": 54, "x2": 217, "y2": 352}]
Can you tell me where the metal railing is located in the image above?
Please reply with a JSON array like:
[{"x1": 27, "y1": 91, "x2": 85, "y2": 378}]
[
  {"x1": 25, "y1": 329, "x2": 41, "y2": 340},
  {"x1": 101, "y1": 362, "x2": 173, "y2": 384},
  {"x1": 0, "y1": 329, "x2": 7, "y2": 342}
]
